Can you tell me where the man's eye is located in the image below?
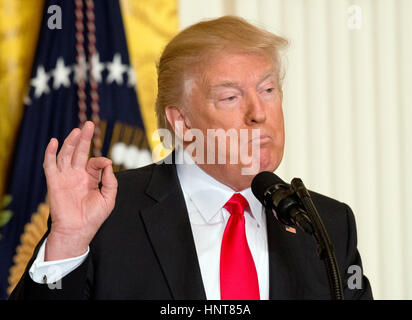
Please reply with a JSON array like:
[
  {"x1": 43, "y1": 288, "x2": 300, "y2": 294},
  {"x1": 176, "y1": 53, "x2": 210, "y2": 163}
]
[
  {"x1": 265, "y1": 88, "x2": 274, "y2": 94},
  {"x1": 222, "y1": 96, "x2": 237, "y2": 102}
]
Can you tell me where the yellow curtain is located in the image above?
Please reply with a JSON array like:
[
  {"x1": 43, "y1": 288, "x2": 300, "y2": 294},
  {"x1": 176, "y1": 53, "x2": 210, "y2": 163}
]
[
  {"x1": 0, "y1": 0, "x2": 44, "y2": 200},
  {"x1": 120, "y1": 0, "x2": 178, "y2": 160}
]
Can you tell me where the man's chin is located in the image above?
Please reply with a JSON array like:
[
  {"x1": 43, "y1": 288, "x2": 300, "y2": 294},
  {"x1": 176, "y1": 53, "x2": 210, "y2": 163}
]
[
  {"x1": 257, "y1": 162, "x2": 276, "y2": 174},
  {"x1": 238, "y1": 157, "x2": 277, "y2": 177}
]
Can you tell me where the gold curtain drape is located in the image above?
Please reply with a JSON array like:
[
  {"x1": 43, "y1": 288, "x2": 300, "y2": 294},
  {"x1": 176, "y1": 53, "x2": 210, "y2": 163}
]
[
  {"x1": 0, "y1": 0, "x2": 44, "y2": 201},
  {"x1": 120, "y1": 0, "x2": 178, "y2": 160}
]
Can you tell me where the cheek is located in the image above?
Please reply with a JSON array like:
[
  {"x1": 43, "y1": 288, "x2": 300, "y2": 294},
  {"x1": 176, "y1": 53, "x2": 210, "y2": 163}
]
[
  {"x1": 187, "y1": 100, "x2": 225, "y2": 130},
  {"x1": 266, "y1": 105, "x2": 285, "y2": 166},
  {"x1": 273, "y1": 116, "x2": 285, "y2": 157},
  {"x1": 268, "y1": 102, "x2": 285, "y2": 136},
  {"x1": 202, "y1": 113, "x2": 242, "y2": 132}
]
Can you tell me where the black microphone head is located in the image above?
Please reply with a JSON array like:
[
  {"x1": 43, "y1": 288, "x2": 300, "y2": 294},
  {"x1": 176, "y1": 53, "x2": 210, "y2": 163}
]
[{"x1": 251, "y1": 171, "x2": 284, "y2": 203}]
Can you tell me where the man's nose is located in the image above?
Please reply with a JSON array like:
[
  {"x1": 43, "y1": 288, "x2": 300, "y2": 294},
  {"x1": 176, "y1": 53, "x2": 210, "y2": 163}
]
[{"x1": 245, "y1": 92, "x2": 266, "y2": 124}]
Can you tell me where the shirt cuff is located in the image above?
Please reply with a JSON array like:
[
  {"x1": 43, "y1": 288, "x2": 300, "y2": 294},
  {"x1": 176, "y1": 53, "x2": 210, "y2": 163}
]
[{"x1": 28, "y1": 237, "x2": 89, "y2": 284}]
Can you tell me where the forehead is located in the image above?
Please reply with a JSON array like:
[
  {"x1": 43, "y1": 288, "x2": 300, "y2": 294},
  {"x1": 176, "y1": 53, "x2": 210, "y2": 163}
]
[{"x1": 195, "y1": 51, "x2": 277, "y2": 89}]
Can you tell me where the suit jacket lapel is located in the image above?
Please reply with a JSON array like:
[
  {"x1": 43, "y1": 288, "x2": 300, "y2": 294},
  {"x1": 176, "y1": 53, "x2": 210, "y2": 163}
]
[{"x1": 140, "y1": 159, "x2": 206, "y2": 300}]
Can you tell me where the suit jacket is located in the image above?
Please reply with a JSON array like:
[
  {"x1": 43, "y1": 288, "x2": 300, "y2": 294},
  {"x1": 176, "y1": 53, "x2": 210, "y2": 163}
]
[{"x1": 9, "y1": 159, "x2": 373, "y2": 300}]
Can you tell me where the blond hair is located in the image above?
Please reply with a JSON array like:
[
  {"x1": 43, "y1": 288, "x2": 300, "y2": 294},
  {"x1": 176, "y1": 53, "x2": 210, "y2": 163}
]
[{"x1": 155, "y1": 16, "x2": 288, "y2": 144}]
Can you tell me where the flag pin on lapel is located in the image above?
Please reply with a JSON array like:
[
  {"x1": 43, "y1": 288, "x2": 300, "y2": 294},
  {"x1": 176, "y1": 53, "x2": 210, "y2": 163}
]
[{"x1": 285, "y1": 226, "x2": 296, "y2": 234}]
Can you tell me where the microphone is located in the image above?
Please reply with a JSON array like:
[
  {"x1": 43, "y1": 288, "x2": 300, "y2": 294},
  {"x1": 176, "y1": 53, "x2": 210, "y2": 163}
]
[
  {"x1": 251, "y1": 171, "x2": 314, "y2": 234},
  {"x1": 252, "y1": 172, "x2": 344, "y2": 299}
]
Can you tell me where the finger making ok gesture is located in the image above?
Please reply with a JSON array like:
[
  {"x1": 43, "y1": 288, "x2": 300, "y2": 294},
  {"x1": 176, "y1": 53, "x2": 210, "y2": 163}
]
[{"x1": 43, "y1": 121, "x2": 118, "y2": 261}]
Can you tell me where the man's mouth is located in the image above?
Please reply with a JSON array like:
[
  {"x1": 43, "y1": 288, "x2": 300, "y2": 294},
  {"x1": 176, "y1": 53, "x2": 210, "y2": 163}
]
[{"x1": 249, "y1": 134, "x2": 272, "y2": 145}]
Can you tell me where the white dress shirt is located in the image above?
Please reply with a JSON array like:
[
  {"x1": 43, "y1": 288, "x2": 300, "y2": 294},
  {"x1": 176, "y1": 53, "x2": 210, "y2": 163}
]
[
  {"x1": 29, "y1": 150, "x2": 269, "y2": 299},
  {"x1": 176, "y1": 151, "x2": 269, "y2": 299}
]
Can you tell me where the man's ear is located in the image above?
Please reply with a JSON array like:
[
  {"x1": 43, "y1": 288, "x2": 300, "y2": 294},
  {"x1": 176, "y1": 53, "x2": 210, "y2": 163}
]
[{"x1": 165, "y1": 106, "x2": 191, "y2": 140}]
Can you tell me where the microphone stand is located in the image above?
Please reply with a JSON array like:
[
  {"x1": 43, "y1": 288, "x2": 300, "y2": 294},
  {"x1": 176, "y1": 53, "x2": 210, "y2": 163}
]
[{"x1": 290, "y1": 178, "x2": 344, "y2": 300}]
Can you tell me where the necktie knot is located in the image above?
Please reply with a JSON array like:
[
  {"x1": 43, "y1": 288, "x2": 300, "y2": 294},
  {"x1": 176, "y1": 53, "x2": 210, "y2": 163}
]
[{"x1": 224, "y1": 193, "x2": 249, "y2": 216}]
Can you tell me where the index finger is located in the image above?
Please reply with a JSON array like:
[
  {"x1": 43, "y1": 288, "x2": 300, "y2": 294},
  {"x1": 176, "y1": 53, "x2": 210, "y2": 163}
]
[{"x1": 71, "y1": 121, "x2": 95, "y2": 169}]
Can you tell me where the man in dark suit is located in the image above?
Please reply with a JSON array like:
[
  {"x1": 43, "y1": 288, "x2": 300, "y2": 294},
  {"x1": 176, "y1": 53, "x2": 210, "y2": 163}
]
[{"x1": 10, "y1": 16, "x2": 372, "y2": 300}]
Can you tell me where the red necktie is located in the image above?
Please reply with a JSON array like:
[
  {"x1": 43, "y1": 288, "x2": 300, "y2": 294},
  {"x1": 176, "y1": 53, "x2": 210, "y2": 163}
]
[{"x1": 220, "y1": 193, "x2": 260, "y2": 300}]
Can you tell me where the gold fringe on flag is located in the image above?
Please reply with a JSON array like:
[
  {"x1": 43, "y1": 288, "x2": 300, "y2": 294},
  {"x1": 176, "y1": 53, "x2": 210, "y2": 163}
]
[{"x1": 7, "y1": 200, "x2": 49, "y2": 295}]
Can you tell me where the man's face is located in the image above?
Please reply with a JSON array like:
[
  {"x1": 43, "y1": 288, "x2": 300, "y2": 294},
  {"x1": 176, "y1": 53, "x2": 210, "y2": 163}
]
[
  {"x1": 169, "y1": 51, "x2": 285, "y2": 190},
  {"x1": 189, "y1": 51, "x2": 284, "y2": 167}
]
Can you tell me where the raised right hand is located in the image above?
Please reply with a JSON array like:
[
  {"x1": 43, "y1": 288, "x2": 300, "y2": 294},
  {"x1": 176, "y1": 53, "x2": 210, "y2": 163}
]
[{"x1": 43, "y1": 121, "x2": 118, "y2": 261}]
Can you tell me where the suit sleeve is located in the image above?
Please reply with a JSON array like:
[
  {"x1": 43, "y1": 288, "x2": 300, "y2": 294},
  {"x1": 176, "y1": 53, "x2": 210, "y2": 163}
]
[
  {"x1": 341, "y1": 204, "x2": 373, "y2": 300},
  {"x1": 8, "y1": 217, "x2": 93, "y2": 300}
]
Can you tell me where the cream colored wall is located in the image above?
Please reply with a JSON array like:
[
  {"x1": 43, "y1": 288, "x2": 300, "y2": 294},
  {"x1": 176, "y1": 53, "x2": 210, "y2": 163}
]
[{"x1": 178, "y1": 0, "x2": 412, "y2": 300}]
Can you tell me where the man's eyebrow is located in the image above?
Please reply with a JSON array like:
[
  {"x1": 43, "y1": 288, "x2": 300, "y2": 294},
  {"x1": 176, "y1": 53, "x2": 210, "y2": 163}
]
[
  {"x1": 209, "y1": 70, "x2": 277, "y2": 91},
  {"x1": 257, "y1": 71, "x2": 276, "y2": 86},
  {"x1": 210, "y1": 81, "x2": 241, "y2": 90}
]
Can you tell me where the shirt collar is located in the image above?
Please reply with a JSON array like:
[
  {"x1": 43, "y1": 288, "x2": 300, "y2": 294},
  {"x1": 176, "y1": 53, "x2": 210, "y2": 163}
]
[{"x1": 175, "y1": 148, "x2": 264, "y2": 226}]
